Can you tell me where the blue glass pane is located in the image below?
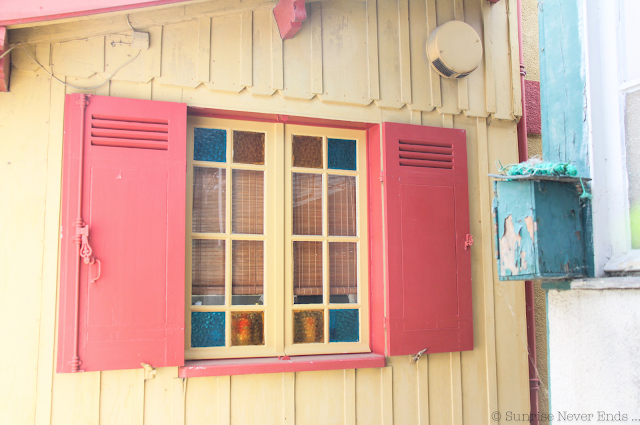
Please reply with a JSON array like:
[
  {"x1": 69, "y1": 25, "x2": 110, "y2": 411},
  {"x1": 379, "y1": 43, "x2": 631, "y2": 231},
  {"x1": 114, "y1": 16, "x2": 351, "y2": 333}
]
[
  {"x1": 194, "y1": 128, "x2": 226, "y2": 162},
  {"x1": 328, "y1": 138, "x2": 356, "y2": 171},
  {"x1": 329, "y1": 309, "x2": 359, "y2": 342},
  {"x1": 191, "y1": 312, "x2": 225, "y2": 347}
]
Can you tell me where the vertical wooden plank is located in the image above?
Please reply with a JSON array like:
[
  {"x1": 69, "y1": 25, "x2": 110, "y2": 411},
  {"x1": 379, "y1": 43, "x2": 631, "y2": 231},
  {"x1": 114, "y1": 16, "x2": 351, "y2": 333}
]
[
  {"x1": 197, "y1": 18, "x2": 211, "y2": 84},
  {"x1": 443, "y1": 113, "x2": 454, "y2": 128},
  {"x1": 366, "y1": 0, "x2": 380, "y2": 100},
  {"x1": 344, "y1": 369, "x2": 356, "y2": 425},
  {"x1": 99, "y1": 370, "x2": 144, "y2": 425},
  {"x1": 147, "y1": 26, "x2": 162, "y2": 78},
  {"x1": 139, "y1": 81, "x2": 152, "y2": 100},
  {"x1": 90, "y1": 36, "x2": 105, "y2": 73},
  {"x1": 51, "y1": 373, "x2": 101, "y2": 425},
  {"x1": 207, "y1": 13, "x2": 243, "y2": 93},
  {"x1": 454, "y1": 0, "x2": 469, "y2": 111},
  {"x1": 144, "y1": 368, "x2": 177, "y2": 425},
  {"x1": 36, "y1": 43, "x2": 51, "y2": 72},
  {"x1": 241, "y1": 11, "x2": 253, "y2": 88},
  {"x1": 388, "y1": 356, "x2": 419, "y2": 425},
  {"x1": 310, "y1": 2, "x2": 323, "y2": 95},
  {"x1": 295, "y1": 371, "x2": 344, "y2": 424},
  {"x1": 95, "y1": 79, "x2": 110, "y2": 96},
  {"x1": 482, "y1": 2, "x2": 496, "y2": 113},
  {"x1": 249, "y1": 9, "x2": 276, "y2": 96},
  {"x1": 407, "y1": 0, "x2": 434, "y2": 112},
  {"x1": 450, "y1": 353, "x2": 463, "y2": 425},
  {"x1": 417, "y1": 357, "x2": 430, "y2": 425},
  {"x1": 381, "y1": 367, "x2": 393, "y2": 425},
  {"x1": 172, "y1": 378, "x2": 186, "y2": 425},
  {"x1": 375, "y1": 0, "x2": 403, "y2": 108},
  {"x1": 157, "y1": 21, "x2": 199, "y2": 87},
  {"x1": 398, "y1": 0, "x2": 411, "y2": 104},
  {"x1": 271, "y1": 12, "x2": 284, "y2": 91},
  {"x1": 185, "y1": 377, "x2": 217, "y2": 425},
  {"x1": 476, "y1": 117, "x2": 499, "y2": 424},
  {"x1": 218, "y1": 375, "x2": 231, "y2": 425},
  {"x1": 231, "y1": 374, "x2": 284, "y2": 424},
  {"x1": 435, "y1": 0, "x2": 460, "y2": 115},
  {"x1": 489, "y1": 0, "x2": 512, "y2": 120},
  {"x1": 283, "y1": 372, "x2": 295, "y2": 425},
  {"x1": 411, "y1": 109, "x2": 422, "y2": 125},
  {"x1": 356, "y1": 369, "x2": 383, "y2": 425},
  {"x1": 426, "y1": 0, "x2": 442, "y2": 107},
  {"x1": 281, "y1": 8, "x2": 313, "y2": 100},
  {"x1": 428, "y1": 354, "x2": 453, "y2": 425},
  {"x1": 507, "y1": 0, "x2": 522, "y2": 117},
  {"x1": 462, "y1": 0, "x2": 488, "y2": 117},
  {"x1": 34, "y1": 75, "x2": 64, "y2": 425}
]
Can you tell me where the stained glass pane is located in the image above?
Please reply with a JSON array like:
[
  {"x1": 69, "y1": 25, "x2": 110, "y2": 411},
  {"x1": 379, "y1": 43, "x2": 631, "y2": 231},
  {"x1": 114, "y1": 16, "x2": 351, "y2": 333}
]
[
  {"x1": 192, "y1": 167, "x2": 226, "y2": 233},
  {"x1": 293, "y1": 310, "x2": 324, "y2": 343},
  {"x1": 292, "y1": 135, "x2": 323, "y2": 168},
  {"x1": 191, "y1": 312, "x2": 225, "y2": 347},
  {"x1": 232, "y1": 240, "x2": 264, "y2": 305},
  {"x1": 329, "y1": 242, "x2": 357, "y2": 304},
  {"x1": 194, "y1": 128, "x2": 226, "y2": 162},
  {"x1": 328, "y1": 138, "x2": 356, "y2": 170},
  {"x1": 292, "y1": 173, "x2": 323, "y2": 235},
  {"x1": 232, "y1": 169, "x2": 264, "y2": 234},
  {"x1": 231, "y1": 311, "x2": 265, "y2": 346},
  {"x1": 233, "y1": 130, "x2": 265, "y2": 164},
  {"x1": 328, "y1": 175, "x2": 357, "y2": 236},
  {"x1": 329, "y1": 309, "x2": 359, "y2": 342},
  {"x1": 293, "y1": 241, "x2": 323, "y2": 304},
  {"x1": 191, "y1": 239, "x2": 225, "y2": 305}
]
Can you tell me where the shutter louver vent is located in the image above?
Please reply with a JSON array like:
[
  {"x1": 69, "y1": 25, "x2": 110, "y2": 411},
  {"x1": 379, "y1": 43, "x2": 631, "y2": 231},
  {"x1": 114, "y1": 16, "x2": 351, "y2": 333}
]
[
  {"x1": 90, "y1": 113, "x2": 169, "y2": 150},
  {"x1": 399, "y1": 139, "x2": 453, "y2": 169}
]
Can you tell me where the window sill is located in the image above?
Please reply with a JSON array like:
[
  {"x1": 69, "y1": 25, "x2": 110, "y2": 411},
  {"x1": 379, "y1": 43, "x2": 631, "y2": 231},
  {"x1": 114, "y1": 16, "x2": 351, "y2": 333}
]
[{"x1": 178, "y1": 353, "x2": 386, "y2": 378}]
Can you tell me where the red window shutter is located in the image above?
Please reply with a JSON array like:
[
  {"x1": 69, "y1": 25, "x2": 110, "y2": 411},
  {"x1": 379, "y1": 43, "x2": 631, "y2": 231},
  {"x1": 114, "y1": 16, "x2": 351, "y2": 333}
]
[
  {"x1": 368, "y1": 122, "x2": 473, "y2": 356},
  {"x1": 57, "y1": 94, "x2": 186, "y2": 373}
]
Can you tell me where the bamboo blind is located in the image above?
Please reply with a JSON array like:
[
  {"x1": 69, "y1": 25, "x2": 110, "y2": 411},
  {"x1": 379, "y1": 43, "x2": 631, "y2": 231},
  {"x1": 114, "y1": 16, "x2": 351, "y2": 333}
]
[
  {"x1": 232, "y1": 240, "x2": 264, "y2": 295},
  {"x1": 192, "y1": 239, "x2": 225, "y2": 295},
  {"x1": 293, "y1": 241, "x2": 323, "y2": 296},
  {"x1": 328, "y1": 175, "x2": 357, "y2": 236},
  {"x1": 232, "y1": 169, "x2": 264, "y2": 234},
  {"x1": 292, "y1": 173, "x2": 323, "y2": 235},
  {"x1": 192, "y1": 167, "x2": 226, "y2": 233},
  {"x1": 329, "y1": 242, "x2": 357, "y2": 295}
]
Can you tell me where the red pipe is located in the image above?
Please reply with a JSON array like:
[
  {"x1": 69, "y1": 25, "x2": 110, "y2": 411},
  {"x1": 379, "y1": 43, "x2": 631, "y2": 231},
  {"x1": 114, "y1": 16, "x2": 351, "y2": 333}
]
[{"x1": 515, "y1": 0, "x2": 541, "y2": 424}]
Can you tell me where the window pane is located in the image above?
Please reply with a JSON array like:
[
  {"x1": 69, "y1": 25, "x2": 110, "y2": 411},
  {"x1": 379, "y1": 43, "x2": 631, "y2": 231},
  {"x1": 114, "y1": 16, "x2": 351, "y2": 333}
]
[
  {"x1": 329, "y1": 242, "x2": 357, "y2": 304},
  {"x1": 192, "y1": 239, "x2": 225, "y2": 305},
  {"x1": 231, "y1": 312, "x2": 265, "y2": 346},
  {"x1": 292, "y1": 173, "x2": 323, "y2": 235},
  {"x1": 292, "y1": 135, "x2": 323, "y2": 168},
  {"x1": 232, "y1": 240, "x2": 264, "y2": 305},
  {"x1": 328, "y1": 138, "x2": 356, "y2": 170},
  {"x1": 192, "y1": 167, "x2": 226, "y2": 234},
  {"x1": 329, "y1": 309, "x2": 359, "y2": 342},
  {"x1": 293, "y1": 310, "x2": 324, "y2": 343},
  {"x1": 328, "y1": 175, "x2": 357, "y2": 236},
  {"x1": 293, "y1": 241, "x2": 323, "y2": 304},
  {"x1": 233, "y1": 130, "x2": 265, "y2": 164},
  {"x1": 191, "y1": 312, "x2": 225, "y2": 347},
  {"x1": 194, "y1": 128, "x2": 226, "y2": 162},
  {"x1": 232, "y1": 169, "x2": 264, "y2": 234}
]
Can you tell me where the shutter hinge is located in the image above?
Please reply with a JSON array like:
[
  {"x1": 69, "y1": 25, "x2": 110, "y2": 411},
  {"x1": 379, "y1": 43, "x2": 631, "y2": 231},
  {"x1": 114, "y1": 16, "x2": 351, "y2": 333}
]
[
  {"x1": 464, "y1": 234, "x2": 474, "y2": 250},
  {"x1": 142, "y1": 363, "x2": 156, "y2": 380}
]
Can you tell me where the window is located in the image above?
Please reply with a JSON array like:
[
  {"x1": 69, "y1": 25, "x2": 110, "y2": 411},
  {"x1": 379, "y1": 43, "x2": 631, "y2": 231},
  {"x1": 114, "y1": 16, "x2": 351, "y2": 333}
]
[{"x1": 185, "y1": 117, "x2": 369, "y2": 360}]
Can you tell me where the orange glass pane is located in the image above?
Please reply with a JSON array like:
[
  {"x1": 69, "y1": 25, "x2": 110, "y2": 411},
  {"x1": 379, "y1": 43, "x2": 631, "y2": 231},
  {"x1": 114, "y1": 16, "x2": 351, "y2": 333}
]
[
  {"x1": 231, "y1": 311, "x2": 265, "y2": 346},
  {"x1": 329, "y1": 242, "x2": 357, "y2": 304},
  {"x1": 191, "y1": 239, "x2": 225, "y2": 304},
  {"x1": 292, "y1": 135, "x2": 323, "y2": 168},
  {"x1": 232, "y1": 169, "x2": 264, "y2": 234},
  {"x1": 328, "y1": 175, "x2": 356, "y2": 236},
  {"x1": 292, "y1": 173, "x2": 323, "y2": 235},
  {"x1": 293, "y1": 241, "x2": 323, "y2": 304},
  {"x1": 232, "y1": 240, "x2": 264, "y2": 300},
  {"x1": 293, "y1": 310, "x2": 324, "y2": 343},
  {"x1": 233, "y1": 130, "x2": 265, "y2": 164},
  {"x1": 192, "y1": 167, "x2": 226, "y2": 233}
]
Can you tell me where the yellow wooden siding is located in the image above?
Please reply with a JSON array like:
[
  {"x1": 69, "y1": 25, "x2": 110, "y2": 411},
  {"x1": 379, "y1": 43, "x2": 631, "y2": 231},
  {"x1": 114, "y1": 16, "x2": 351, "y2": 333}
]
[{"x1": 0, "y1": 0, "x2": 528, "y2": 423}]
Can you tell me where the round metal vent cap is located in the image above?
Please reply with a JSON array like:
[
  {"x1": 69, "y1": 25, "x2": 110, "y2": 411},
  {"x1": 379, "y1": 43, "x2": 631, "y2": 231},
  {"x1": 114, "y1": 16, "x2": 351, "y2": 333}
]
[{"x1": 426, "y1": 21, "x2": 483, "y2": 79}]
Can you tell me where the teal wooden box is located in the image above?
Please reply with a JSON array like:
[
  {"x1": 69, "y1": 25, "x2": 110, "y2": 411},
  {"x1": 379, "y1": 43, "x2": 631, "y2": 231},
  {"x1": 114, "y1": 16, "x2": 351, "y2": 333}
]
[{"x1": 493, "y1": 179, "x2": 588, "y2": 281}]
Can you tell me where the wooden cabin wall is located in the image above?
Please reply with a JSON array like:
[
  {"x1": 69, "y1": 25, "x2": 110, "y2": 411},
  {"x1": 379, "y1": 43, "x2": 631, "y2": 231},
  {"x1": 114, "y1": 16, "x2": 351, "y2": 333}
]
[{"x1": 0, "y1": 0, "x2": 528, "y2": 424}]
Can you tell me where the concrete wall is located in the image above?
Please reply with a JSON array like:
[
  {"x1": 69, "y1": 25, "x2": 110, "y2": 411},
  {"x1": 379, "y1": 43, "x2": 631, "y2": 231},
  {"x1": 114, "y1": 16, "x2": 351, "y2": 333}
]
[{"x1": 547, "y1": 286, "x2": 640, "y2": 422}]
